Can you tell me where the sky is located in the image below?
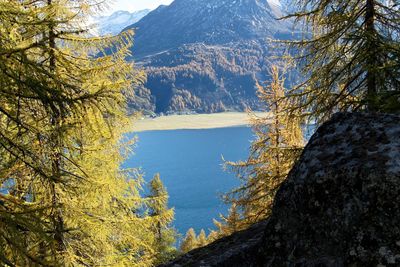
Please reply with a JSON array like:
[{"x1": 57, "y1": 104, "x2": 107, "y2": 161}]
[{"x1": 105, "y1": 0, "x2": 174, "y2": 15}]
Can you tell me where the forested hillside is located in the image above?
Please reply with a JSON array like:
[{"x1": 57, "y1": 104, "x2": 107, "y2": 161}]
[
  {"x1": 132, "y1": 41, "x2": 281, "y2": 113},
  {"x1": 125, "y1": 0, "x2": 298, "y2": 114}
]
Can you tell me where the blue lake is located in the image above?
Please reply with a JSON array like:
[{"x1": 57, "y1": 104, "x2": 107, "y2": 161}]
[{"x1": 124, "y1": 126, "x2": 254, "y2": 237}]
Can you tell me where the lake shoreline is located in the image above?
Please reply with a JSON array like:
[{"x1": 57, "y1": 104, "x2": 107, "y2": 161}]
[{"x1": 132, "y1": 112, "x2": 270, "y2": 132}]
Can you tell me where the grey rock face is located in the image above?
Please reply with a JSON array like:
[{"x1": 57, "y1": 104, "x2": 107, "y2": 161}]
[
  {"x1": 161, "y1": 221, "x2": 268, "y2": 267},
  {"x1": 162, "y1": 112, "x2": 400, "y2": 267},
  {"x1": 262, "y1": 112, "x2": 400, "y2": 266}
]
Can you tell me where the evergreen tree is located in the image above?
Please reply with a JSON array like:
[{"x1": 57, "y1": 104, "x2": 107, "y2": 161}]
[
  {"x1": 285, "y1": 0, "x2": 400, "y2": 120},
  {"x1": 180, "y1": 228, "x2": 198, "y2": 253},
  {"x1": 148, "y1": 173, "x2": 177, "y2": 264},
  {"x1": 206, "y1": 230, "x2": 219, "y2": 244},
  {"x1": 197, "y1": 229, "x2": 208, "y2": 248},
  {"x1": 214, "y1": 204, "x2": 242, "y2": 236},
  {"x1": 0, "y1": 0, "x2": 161, "y2": 265},
  {"x1": 220, "y1": 66, "x2": 304, "y2": 233}
]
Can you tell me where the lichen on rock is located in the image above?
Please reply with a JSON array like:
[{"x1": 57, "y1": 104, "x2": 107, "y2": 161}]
[
  {"x1": 261, "y1": 112, "x2": 400, "y2": 266},
  {"x1": 161, "y1": 112, "x2": 400, "y2": 267}
]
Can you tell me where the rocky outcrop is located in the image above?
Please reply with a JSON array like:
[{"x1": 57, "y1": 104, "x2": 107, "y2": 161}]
[
  {"x1": 162, "y1": 112, "x2": 400, "y2": 266},
  {"x1": 161, "y1": 221, "x2": 268, "y2": 267},
  {"x1": 261, "y1": 112, "x2": 400, "y2": 266}
]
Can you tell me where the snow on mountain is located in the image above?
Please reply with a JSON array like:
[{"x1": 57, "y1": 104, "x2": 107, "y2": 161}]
[
  {"x1": 121, "y1": 0, "x2": 300, "y2": 114},
  {"x1": 267, "y1": 0, "x2": 284, "y2": 17},
  {"x1": 124, "y1": 0, "x2": 293, "y2": 57},
  {"x1": 93, "y1": 9, "x2": 151, "y2": 35}
]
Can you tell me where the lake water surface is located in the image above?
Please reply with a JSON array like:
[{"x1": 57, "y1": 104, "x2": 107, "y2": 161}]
[{"x1": 124, "y1": 127, "x2": 254, "y2": 236}]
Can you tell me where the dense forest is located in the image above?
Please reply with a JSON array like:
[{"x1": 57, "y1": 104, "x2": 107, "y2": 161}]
[
  {"x1": 125, "y1": 0, "x2": 296, "y2": 114},
  {"x1": 0, "y1": 0, "x2": 399, "y2": 266},
  {"x1": 132, "y1": 41, "x2": 283, "y2": 114}
]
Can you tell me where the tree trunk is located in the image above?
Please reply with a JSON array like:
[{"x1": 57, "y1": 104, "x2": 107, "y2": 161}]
[{"x1": 48, "y1": 0, "x2": 65, "y2": 255}]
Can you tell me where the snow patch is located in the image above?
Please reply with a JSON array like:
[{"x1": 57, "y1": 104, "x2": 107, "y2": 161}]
[
  {"x1": 92, "y1": 9, "x2": 151, "y2": 35},
  {"x1": 267, "y1": 0, "x2": 281, "y2": 7}
]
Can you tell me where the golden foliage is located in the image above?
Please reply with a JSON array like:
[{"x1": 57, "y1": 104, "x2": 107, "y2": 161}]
[
  {"x1": 180, "y1": 228, "x2": 198, "y2": 254},
  {"x1": 284, "y1": 0, "x2": 400, "y2": 120},
  {"x1": 218, "y1": 65, "x2": 304, "y2": 235},
  {"x1": 0, "y1": 0, "x2": 173, "y2": 266}
]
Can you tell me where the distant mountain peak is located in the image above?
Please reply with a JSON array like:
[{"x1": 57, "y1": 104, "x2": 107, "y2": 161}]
[
  {"x1": 125, "y1": 0, "x2": 291, "y2": 57},
  {"x1": 93, "y1": 9, "x2": 151, "y2": 36},
  {"x1": 125, "y1": 0, "x2": 297, "y2": 114}
]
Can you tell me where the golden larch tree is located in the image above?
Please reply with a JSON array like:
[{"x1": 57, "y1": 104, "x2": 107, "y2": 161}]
[
  {"x1": 220, "y1": 66, "x2": 304, "y2": 233},
  {"x1": 0, "y1": 0, "x2": 173, "y2": 265}
]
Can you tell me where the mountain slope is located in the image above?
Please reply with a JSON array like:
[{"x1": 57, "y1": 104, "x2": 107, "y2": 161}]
[
  {"x1": 127, "y1": 0, "x2": 291, "y2": 57},
  {"x1": 126, "y1": 0, "x2": 297, "y2": 114}
]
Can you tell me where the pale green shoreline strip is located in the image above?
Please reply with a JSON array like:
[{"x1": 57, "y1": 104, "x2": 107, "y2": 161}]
[{"x1": 132, "y1": 112, "x2": 270, "y2": 132}]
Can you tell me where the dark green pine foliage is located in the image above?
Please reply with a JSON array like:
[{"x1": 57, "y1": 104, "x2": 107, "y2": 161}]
[
  {"x1": 286, "y1": 0, "x2": 400, "y2": 121},
  {"x1": 148, "y1": 173, "x2": 177, "y2": 264}
]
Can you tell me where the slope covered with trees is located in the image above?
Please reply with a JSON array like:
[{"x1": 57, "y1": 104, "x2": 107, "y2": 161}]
[{"x1": 124, "y1": 0, "x2": 299, "y2": 114}]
